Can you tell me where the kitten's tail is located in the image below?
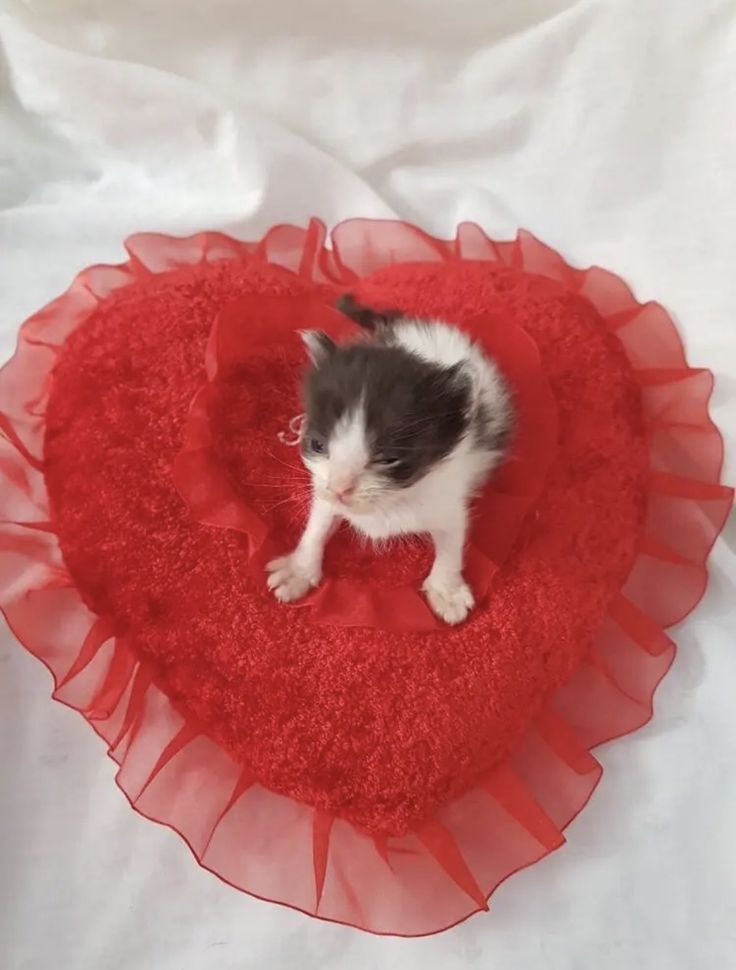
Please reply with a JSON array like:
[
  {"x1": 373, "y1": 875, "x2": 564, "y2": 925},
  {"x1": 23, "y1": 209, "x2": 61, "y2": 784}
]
[{"x1": 336, "y1": 293, "x2": 403, "y2": 331}]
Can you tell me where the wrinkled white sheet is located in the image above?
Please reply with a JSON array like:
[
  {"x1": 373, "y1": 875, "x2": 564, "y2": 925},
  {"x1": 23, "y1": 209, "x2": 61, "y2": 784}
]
[{"x1": 1, "y1": 2, "x2": 735, "y2": 967}]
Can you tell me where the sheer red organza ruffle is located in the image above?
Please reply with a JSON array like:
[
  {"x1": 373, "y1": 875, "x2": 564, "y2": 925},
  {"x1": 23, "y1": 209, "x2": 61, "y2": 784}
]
[
  {"x1": 173, "y1": 293, "x2": 558, "y2": 631},
  {"x1": 0, "y1": 220, "x2": 731, "y2": 936}
]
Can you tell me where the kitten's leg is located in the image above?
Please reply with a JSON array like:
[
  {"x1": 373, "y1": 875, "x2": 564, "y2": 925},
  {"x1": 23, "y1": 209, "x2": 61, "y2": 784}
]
[
  {"x1": 267, "y1": 497, "x2": 336, "y2": 602},
  {"x1": 423, "y1": 515, "x2": 474, "y2": 625}
]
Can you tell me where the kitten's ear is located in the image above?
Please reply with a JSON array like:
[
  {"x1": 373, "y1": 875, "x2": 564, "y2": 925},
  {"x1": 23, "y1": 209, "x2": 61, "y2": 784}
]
[
  {"x1": 444, "y1": 361, "x2": 471, "y2": 392},
  {"x1": 336, "y1": 293, "x2": 402, "y2": 331},
  {"x1": 300, "y1": 330, "x2": 337, "y2": 365},
  {"x1": 429, "y1": 362, "x2": 471, "y2": 410}
]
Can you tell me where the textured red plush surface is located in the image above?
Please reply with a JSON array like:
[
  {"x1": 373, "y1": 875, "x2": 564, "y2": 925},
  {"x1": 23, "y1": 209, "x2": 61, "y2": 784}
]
[
  {"x1": 44, "y1": 256, "x2": 646, "y2": 837},
  {"x1": 0, "y1": 221, "x2": 731, "y2": 935}
]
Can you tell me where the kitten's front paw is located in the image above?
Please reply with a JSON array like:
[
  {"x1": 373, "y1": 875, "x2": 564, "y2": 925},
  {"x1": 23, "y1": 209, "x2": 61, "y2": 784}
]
[
  {"x1": 266, "y1": 554, "x2": 320, "y2": 603},
  {"x1": 423, "y1": 578, "x2": 475, "y2": 625}
]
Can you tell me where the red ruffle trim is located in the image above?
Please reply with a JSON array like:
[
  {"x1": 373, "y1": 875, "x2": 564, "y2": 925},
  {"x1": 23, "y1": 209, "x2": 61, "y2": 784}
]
[
  {"x1": 0, "y1": 220, "x2": 731, "y2": 935},
  {"x1": 173, "y1": 292, "x2": 558, "y2": 631}
]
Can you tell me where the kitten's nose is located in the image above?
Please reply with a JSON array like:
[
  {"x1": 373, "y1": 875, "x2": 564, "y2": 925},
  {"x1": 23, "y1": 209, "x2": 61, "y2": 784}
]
[{"x1": 329, "y1": 476, "x2": 358, "y2": 503}]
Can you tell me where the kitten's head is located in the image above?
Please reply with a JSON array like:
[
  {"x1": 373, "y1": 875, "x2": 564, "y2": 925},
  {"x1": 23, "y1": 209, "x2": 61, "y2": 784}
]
[{"x1": 299, "y1": 330, "x2": 470, "y2": 511}]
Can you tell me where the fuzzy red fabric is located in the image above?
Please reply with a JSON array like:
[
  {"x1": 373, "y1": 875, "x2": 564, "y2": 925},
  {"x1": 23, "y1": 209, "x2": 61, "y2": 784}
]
[
  {"x1": 0, "y1": 221, "x2": 731, "y2": 936},
  {"x1": 43, "y1": 256, "x2": 646, "y2": 837}
]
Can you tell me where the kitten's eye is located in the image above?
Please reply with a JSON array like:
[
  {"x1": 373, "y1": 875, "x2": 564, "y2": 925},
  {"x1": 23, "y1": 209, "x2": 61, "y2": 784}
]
[
  {"x1": 376, "y1": 454, "x2": 401, "y2": 467},
  {"x1": 309, "y1": 437, "x2": 327, "y2": 455}
]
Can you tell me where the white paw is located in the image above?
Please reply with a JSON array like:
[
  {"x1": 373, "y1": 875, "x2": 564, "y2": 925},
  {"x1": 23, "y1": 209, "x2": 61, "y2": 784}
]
[
  {"x1": 266, "y1": 554, "x2": 320, "y2": 603},
  {"x1": 423, "y1": 577, "x2": 475, "y2": 625}
]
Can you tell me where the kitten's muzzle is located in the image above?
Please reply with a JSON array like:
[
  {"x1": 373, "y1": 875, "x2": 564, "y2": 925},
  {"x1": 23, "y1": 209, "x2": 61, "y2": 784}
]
[{"x1": 327, "y1": 484, "x2": 357, "y2": 506}]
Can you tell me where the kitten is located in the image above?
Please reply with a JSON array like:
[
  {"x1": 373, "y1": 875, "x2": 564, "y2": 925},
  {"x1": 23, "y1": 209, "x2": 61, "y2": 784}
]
[{"x1": 266, "y1": 296, "x2": 512, "y2": 624}]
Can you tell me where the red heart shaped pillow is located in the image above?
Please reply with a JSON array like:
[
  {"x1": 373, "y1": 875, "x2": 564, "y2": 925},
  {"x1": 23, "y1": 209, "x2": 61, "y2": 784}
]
[{"x1": 0, "y1": 220, "x2": 730, "y2": 936}]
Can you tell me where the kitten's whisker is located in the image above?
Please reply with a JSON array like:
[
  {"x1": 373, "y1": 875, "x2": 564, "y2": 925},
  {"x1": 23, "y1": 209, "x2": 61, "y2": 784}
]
[
  {"x1": 262, "y1": 496, "x2": 310, "y2": 514},
  {"x1": 251, "y1": 472, "x2": 308, "y2": 482},
  {"x1": 247, "y1": 481, "x2": 309, "y2": 489},
  {"x1": 266, "y1": 451, "x2": 308, "y2": 476}
]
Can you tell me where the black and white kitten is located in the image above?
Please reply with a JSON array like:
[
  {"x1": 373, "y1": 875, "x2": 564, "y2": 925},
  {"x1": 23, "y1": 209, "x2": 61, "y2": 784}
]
[{"x1": 267, "y1": 296, "x2": 512, "y2": 624}]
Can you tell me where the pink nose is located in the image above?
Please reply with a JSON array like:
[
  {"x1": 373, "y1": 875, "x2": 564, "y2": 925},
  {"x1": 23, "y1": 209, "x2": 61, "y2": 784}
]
[{"x1": 329, "y1": 477, "x2": 357, "y2": 502}]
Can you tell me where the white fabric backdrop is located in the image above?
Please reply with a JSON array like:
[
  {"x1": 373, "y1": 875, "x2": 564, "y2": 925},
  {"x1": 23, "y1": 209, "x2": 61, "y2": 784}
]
[{"x1": 1, "y1": 1, "x2": 735, "y2": 967}]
